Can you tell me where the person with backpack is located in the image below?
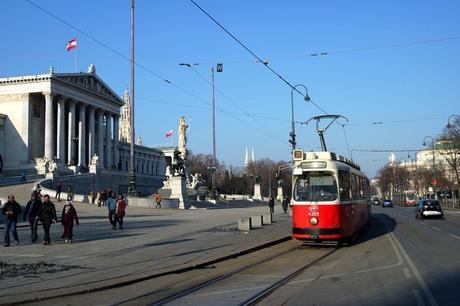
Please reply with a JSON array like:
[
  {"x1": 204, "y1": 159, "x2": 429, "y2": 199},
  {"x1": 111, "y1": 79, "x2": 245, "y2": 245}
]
[
  {"x1": 23, "y1": 191, "x2": 42, "y2": 242},
  {"x1": 38, "y1": 194, "x2": 58, "y2": 246},
  {"x1": 2, "y1": 195, "x2": 21, "y2": 247},
  {"x1": 115, "y1": 195, "x2": 126, "y2": 230},
  {"x1": 61, "y1": 201, "x2": 79, "y2": 243}
]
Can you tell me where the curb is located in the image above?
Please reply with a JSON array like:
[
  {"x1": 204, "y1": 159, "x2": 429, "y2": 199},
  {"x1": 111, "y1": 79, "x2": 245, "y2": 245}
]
[{"x1": 6, "y1": 235, "x2": 292, "y2": 305}]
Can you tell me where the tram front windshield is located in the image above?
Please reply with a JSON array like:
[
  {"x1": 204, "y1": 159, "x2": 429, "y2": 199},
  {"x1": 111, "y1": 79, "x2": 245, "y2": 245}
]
[{"x1": 294, "y1": 172, "x2": 338, "y2": 202}]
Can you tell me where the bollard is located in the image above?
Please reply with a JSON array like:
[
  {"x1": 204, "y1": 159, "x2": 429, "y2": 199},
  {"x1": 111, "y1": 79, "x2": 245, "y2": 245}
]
[
  {"x1": 262, "y1": 213, "x2": 272, "y2": 225},
  {"x1": 238, "y1": 217, "x2": 252, "y2": 231},
  {"x1": 251, "y1": 215, "x2": 263, "y2": 228}
]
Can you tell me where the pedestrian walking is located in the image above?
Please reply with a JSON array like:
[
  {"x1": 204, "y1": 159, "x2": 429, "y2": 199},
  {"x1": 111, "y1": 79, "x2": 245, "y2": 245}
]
[
  {"x1": 282, "y1": 197, "x2": 289, "y2": 214},
  {"x1": 23, "y1": 191, "x2": 42, "y2": 242},
  {"x1": 2, "y1": 195, "x2": 21, "y2": 247},
  {"x1": 268, "y1": 196, "x2": 275, "y2": 215},
  {"x1": 38, "y1": 194, "x2": 58, "y2": 246},
  {"x1": 96, "y1": 190, "x2": 102, "y2": 207},
  {"x1": 115, "y1": 195, "x2": 126, "y2": 230},
  {"x1": 67, "y1": 185, "x2": 74, "y2": 201},
  {"x1": 155, "y1": 192, "x2": 162, "y2": 208},
  {"x1": 107, "y1": 192, "x2": 117, "y2": 230},
  {"x1": 20, "y1": 169, "x2": 27, "y2": 183},
  {"x1": 35, "y1": 184, "x2": 42, "y2": 198},
  {"x1": 55, "y1": 182, "x2": 62, "y2": 202},
  {"x1": 61, "y1": 201, "x2": 79, "y2": 243},
  {"x1": 89, "y1": 191, "x2": 96, "y2": 204}
]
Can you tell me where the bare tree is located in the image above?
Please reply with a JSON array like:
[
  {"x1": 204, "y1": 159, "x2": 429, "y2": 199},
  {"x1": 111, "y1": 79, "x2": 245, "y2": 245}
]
[{"x1": 437, "y1": 116, "x2": 460, "y2": 191}]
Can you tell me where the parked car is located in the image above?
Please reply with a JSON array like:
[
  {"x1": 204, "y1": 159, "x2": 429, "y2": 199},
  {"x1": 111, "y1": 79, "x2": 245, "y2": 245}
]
[
  {"x1": 415, "y1": 200, "x2": 444, "y2": 219},
  {"x1": 382, "y1": 199, "x2": 393, "y2": 207}
]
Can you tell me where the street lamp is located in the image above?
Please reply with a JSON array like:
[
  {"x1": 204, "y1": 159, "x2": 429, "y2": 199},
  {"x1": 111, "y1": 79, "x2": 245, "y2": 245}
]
[
  {"x1": 446, "y1": 115, "x2": 460, "y2": 129},
  {"x1": 290, "y1": 84, "x2": 310, "y2": 151},
  {"x1": 423, "y1": 136, "x2": 437, "y2": 194}
]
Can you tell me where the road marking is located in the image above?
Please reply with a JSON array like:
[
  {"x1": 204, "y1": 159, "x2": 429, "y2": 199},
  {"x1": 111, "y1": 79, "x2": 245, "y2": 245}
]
[
  {"x1": 420, "y1": 222, "x2": 426, "y2": 225},
  {"x1": 431, "y1": 226, "x2": 442, "y2": 231},
  {"x1": 403, "y1": 267, "x2": 412, "y2": 278},
  {"x1": 391, "y1": 232, "x2": 438, "y2": 306},
  {"x1": 412, "y1": 289, "x2": 426, "y2": 306},
  {"x1": 450, "y1": 234, "x2": 460, "y2": 240}
]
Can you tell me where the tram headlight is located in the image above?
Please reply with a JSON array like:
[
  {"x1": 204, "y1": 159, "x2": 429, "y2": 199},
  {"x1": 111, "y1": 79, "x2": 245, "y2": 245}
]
[{"x1": 310, "y1": 217, "x2": 318, "y2": 225}]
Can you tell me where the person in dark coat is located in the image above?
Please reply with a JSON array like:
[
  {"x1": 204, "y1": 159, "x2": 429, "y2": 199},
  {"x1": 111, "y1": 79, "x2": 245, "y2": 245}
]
[
  {"x1": 61, "y1": 201, "x2": 79, "y2": 243},
  {"x1": 268, "y1": 196, "x2": 275, "y2": 214},
  {"x1": 282, "y1": 197, "x2": 289, "y2": 214},
  {"x1": 38, "y1": 194, "x2": 58, "y2": 246},
  {"x1": 2, "y1": 195, "x2": 21, "y2": 247},
  {"x1": 55, "y1": 182, "x2": 62, "y2": 202},
  {"x1": 115, "y1": 195, "x2": 126, "y2": 230},
  {"x1": 23, "y1": 191, "x2": 43, "y2": 242}
]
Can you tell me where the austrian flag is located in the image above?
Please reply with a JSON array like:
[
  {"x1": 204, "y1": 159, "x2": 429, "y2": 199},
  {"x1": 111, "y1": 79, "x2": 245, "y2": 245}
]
[
  {"x1": 165, "y1": 130, "x2": 173, "y2": 137},
  {"x1": 66, "y1": 38, "x2": 77, "y2": 51}
]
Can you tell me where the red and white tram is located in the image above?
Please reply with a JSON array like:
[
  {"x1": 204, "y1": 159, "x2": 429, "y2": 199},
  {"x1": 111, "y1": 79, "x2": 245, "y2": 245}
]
[{"x1": 291, "y1": 149, "x2": 371, "y2": 243}]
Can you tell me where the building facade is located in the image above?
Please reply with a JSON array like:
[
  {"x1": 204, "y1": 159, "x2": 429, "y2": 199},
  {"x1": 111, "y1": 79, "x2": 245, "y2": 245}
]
[{"x1": 0, "y1": 67, "x2": 171, "y2": 187}]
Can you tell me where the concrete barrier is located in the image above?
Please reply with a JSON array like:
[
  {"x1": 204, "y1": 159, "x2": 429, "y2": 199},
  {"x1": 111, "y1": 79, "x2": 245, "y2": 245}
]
[
  {"x1": 262, "y1": 213, "x2": 272, "y2": 225},
  {"x1": 251, "y1": 215, "x2": 263, "y2": 228},
  {"x1": 238, "y1": 217, "x2": 252, "y2": 231}
]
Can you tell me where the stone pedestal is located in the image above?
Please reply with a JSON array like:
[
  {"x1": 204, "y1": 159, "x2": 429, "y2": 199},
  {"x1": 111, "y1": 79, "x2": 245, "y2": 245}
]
[
  {"x1": 253, "y1": 183, "x2": 263, "y2": 201},
  {"x1": 89, "y1": 165, "x2": 101, "y2": 174},
  {"x1": 276, "y1": 186, "x2": 283, "y2": 201},
  {"x1": 170, "y1": 176, "x2": 189, "y2": 209}
]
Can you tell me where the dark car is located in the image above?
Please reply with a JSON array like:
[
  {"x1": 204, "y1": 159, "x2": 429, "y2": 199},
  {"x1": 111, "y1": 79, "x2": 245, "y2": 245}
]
[
  {"x1": 382, "y1": 199, "x2": 393, "y2": 207},
  {"x1": 415, "y1": 200, "x2": 444, "y2": 219}
]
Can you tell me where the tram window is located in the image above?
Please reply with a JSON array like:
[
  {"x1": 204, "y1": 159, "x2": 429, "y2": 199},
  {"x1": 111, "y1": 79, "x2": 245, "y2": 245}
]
[
  {"x1": 294, "y1": 172, "x2": 338, "y2": 202},
  {"x1": 339, "y1": 171, "x2": 351, "y2": 201}
]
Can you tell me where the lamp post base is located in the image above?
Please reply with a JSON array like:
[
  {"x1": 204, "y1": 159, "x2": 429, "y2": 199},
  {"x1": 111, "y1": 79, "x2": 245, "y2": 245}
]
[{"x1": 128, "y1": 171, "x2": 137, "y2": 196}]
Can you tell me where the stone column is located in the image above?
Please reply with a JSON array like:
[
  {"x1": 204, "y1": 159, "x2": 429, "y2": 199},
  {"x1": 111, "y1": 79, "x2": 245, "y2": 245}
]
[
  {"x1": 56, "y1": 97, "x2": 66, "y2": 163},
  {"x1": 105, "y1": 113, "x2": 112, "y2": 170},
  {"x1": 78, "y1": 103, "x2": 86, "y2": 166},
  {"x1": 113, "y1": 114, "x2": 120, "y2": 171},
  {"x1": 88, "y1": 107, "x2": 96, "y2": 162},
  {"x1": 67, "y1": 101, "x2": 76, "y2": 165},
  {"x1": 97, "y1": 110, "x2": 105, "y2": 168},
  {"x1": 43, "y1": 92, "x2": 55, "y2": 160}
]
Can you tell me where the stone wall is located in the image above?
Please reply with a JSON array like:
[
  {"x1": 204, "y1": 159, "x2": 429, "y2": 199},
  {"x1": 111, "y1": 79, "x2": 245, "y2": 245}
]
[{"x1": 41, "y1": 171, "x2": 166, "y2": 200}]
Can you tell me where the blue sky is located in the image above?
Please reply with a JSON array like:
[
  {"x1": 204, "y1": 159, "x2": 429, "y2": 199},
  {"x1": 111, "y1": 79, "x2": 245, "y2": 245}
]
[{"x1": 1, "y1": 0, "x2": 459, "y2": 177}]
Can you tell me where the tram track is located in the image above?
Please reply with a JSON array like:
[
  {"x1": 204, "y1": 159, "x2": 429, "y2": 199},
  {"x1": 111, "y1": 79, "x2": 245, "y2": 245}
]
[
  {"x1": 148, "y1": 244, "x2": 340, "y2": 306},
  {"x1": 6, "y1": 235, "x2": 293, "y2": 305}
]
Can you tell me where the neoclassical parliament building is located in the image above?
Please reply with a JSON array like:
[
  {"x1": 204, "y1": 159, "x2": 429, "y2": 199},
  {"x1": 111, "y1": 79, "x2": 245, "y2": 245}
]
[{"x1": 0, "y1": 66, "x2": 173, "y2": 195}]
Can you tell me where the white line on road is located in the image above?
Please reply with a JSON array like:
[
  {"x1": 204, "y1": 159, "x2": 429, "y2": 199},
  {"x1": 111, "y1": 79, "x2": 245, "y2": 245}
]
[
  {"x1": 450, "y1": 234, "x2": 460, "y2": 240},
  {"x1": 412, "y1": 289, "x2": 426, "y2": 306},
  {"x1": 403, "y1": 267, "x2": 412, "y2": 279},
  {"x1": 420, "y1": 222, "x2": 426, "y2": 225},
  {"x1": 431, "y1": 226, "x2": 442, "y2": 231},
  {"x1": 391, "y1": 232, "x2": 438, "y2": 306}
]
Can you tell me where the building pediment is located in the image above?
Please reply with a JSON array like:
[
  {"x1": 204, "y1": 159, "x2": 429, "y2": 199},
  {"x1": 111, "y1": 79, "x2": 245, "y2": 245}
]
[{"x1": 53, "y1": 73, "x2": 124, "y2": 106}]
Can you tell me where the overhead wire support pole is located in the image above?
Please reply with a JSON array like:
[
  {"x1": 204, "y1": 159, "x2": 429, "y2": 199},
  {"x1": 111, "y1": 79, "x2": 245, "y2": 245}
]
[
  {"x1": 128, "y1": 0, "x2": 137, "y2": 196},
  {"x1": 211, "y1": 67, "x2": 217, "y2": 199}
]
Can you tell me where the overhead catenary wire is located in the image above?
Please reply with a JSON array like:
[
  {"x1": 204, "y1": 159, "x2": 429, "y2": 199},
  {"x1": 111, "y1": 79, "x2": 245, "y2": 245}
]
[
  {"x1": 189, "y1": 0, "x2": 331, "y2": 117},
  {"x1": 24, "y1": 0, "x2": 289, "y2": 146}
]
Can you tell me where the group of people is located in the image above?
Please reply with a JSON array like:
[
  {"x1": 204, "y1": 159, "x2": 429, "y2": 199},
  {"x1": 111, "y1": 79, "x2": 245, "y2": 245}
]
[
  {"x1": 268, "y1": 196, "x2": 291, "y2": 214},
  {"x1": 1, "y1": 192, "x2": 79, "y2": 246},
  {"x1": 1, "y1": 189, "x2": 127, "y2": 247},
  {"x1": 89, "y1": 189, "x2": 115, "y2": 207}
]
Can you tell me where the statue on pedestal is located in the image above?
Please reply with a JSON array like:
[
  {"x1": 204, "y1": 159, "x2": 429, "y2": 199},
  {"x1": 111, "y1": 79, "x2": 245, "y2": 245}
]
[
  {"x1": 255, "y1": 171, "x2": 261, "y2": 184},
  {"x1": 90, "y1": 154, "x2": 99, "y2": 167},
  {"x1": 48, "y1": 160, "x2": 57, "y2": 173},
  {"x1": 178, "y1": 116, "x2": 189, "y2": 160}
]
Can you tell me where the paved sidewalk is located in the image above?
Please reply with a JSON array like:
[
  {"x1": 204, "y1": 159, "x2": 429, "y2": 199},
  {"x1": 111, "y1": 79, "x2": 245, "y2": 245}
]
[{"x1": 0, "y1": 186, "x2": 292, "y2": 304}]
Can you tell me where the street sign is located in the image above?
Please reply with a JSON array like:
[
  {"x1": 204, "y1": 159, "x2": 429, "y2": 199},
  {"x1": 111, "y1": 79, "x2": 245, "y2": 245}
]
[{"x1": 217, "y1": 63, "x2": 223, "y2": 72}]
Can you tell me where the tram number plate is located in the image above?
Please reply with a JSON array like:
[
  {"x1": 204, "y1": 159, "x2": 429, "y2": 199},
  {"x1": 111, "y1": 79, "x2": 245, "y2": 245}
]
[{"x1": 308, "y1": 205, "x2": 319, "y2": 217}]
